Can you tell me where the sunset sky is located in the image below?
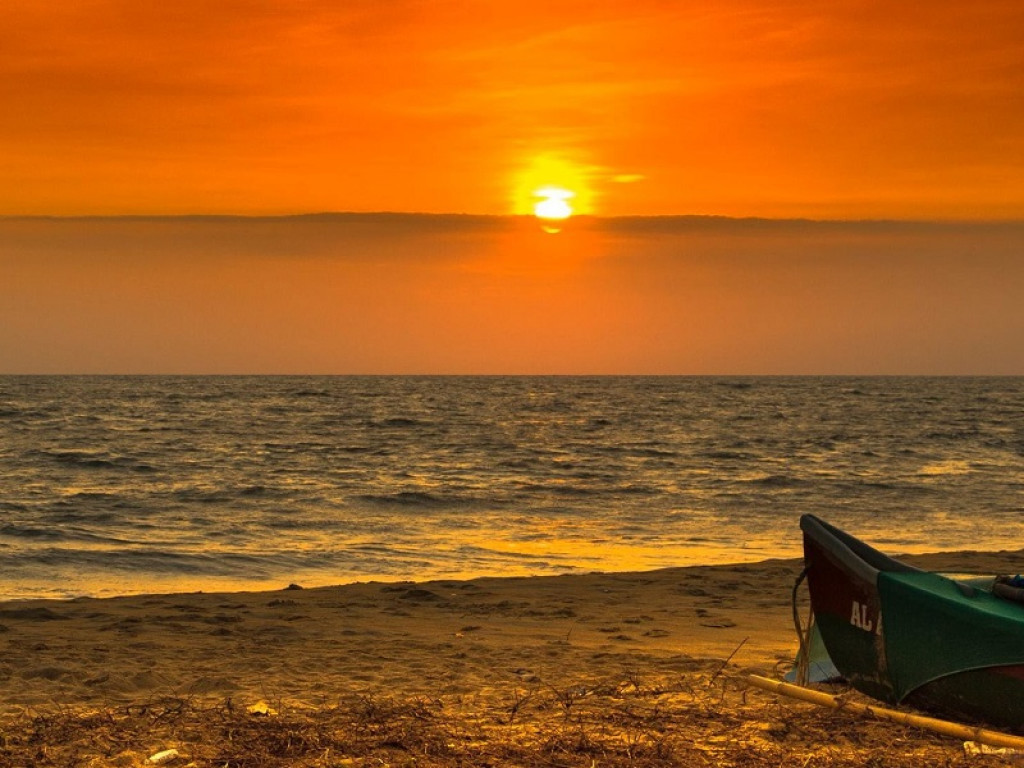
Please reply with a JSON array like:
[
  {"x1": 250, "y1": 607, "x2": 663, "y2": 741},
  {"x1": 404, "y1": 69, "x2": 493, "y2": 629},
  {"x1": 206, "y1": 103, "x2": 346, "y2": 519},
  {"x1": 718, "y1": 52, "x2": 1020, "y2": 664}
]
[
  {"x1": 3, "y1": 0, "x2": 1024, "y2": 218},
  {"x1": 2, "y1": 2, "x2": 1023, "y2": 374}
]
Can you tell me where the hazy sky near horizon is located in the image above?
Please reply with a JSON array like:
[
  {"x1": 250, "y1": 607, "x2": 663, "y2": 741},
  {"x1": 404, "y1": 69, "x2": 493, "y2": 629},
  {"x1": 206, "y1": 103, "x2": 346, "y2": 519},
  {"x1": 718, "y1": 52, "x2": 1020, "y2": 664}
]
[
  {"x1": 2, "y1": 216, "x2": 1022, "y2": 375},
  {"x1": 2, "y1": 0, "x2": 1024, "y2": 218}
]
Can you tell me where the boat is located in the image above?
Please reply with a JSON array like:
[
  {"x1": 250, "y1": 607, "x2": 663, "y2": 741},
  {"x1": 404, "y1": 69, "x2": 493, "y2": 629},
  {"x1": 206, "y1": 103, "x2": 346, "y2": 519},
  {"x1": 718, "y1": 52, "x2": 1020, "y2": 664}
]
[{"x1": 800, "y1": 514, "x2": 1024, "y2": 731}]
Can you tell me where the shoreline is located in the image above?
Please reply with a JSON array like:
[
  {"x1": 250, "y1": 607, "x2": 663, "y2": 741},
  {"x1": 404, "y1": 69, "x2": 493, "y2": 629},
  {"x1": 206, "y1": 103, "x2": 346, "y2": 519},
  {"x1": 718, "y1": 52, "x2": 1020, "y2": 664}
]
[
  {"x1": 2, "y1": 535, "x2": 1012, "y2": 605},
  {"x1": 3, "y1": 547, "x2": 1023, "y2": 714}
]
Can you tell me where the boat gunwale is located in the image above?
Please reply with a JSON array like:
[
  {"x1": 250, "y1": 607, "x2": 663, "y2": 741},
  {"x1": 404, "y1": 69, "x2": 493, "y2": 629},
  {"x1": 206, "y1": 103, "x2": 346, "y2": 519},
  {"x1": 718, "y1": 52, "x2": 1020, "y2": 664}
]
[{"x1": 800, "y1": 514, "x2": 921, "y2": 584}]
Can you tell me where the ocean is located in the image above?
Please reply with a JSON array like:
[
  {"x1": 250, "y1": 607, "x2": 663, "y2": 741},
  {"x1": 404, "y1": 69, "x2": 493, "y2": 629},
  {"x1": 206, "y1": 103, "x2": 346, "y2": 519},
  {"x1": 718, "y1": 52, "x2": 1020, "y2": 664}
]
[{"x1": 1, "y1": 375, "x2": 1022, "y2": 600}]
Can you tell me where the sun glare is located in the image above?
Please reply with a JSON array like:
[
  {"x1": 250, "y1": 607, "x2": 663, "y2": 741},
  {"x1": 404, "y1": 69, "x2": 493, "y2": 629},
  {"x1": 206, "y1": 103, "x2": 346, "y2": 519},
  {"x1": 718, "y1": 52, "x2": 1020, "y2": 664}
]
[
  {"x1": 513, "y1": 154, "x2": 592, "y2": 219},
  {"x1": 533, "y1": 186, "x2": 574, "y2": 220}
]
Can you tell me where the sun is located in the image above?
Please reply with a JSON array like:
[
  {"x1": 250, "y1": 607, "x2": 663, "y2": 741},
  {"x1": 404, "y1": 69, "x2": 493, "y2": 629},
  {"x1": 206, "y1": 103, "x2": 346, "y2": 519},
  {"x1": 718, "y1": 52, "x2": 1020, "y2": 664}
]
[
  {"x1": 512, "y1": 154, "x2": 593, "y2": 219},
  {"x1": 533, "y1": 186, "x2": 574, "y2": 221}
]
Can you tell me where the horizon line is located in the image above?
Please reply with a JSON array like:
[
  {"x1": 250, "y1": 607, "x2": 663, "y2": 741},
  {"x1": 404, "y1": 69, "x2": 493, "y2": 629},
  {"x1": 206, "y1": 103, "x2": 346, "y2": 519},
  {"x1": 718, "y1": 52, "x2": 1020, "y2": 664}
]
[
  {"x1": 2, "y1": 372, "x2": 1022, "y2": 378},
  {"x1": 3, "y1": 211, "x2": 1024, "y2": 227}
]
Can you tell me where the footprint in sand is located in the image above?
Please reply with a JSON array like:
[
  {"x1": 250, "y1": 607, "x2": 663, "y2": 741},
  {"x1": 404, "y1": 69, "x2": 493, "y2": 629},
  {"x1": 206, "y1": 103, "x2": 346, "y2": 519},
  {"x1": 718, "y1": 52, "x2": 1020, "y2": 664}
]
[
  {"x1": 0, "y1": 607, "x2": 67, "y2": 621},
  {"x1": 22, "y1": 666, "x2": 69, "y2": 681},
  {"x1": 382, "y1": 587, "x2": 445, "y2": 604},
  {"x1": 642, "y1": 629, "x2": 670, "y2": 638}
]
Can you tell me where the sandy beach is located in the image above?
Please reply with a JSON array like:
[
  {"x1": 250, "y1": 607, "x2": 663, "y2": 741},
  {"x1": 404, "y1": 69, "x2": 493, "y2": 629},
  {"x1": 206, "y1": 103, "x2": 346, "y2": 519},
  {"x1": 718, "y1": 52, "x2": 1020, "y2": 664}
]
[{"x1": 2, "y1": 548, "x2": 1021, "y2": 766}]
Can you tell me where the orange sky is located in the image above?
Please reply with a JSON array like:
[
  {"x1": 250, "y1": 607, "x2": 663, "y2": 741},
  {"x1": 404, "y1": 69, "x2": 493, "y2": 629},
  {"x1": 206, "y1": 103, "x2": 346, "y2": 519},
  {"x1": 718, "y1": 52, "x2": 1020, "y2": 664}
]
[{"x1": 3, "y1": 0, "x2": 1024, "y2": 217}]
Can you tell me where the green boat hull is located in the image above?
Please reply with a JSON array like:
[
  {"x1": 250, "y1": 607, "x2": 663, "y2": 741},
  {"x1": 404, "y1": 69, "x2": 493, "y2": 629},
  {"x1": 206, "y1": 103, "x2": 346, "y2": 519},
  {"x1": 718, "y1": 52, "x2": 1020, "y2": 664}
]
[{"x1": 802, "y1": 514, "x2": 1024, "y2": 732}]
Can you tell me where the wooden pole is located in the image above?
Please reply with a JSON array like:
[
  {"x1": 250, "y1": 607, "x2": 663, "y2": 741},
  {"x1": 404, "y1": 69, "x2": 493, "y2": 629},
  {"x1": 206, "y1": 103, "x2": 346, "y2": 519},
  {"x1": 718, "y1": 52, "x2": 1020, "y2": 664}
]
[{"x1": 746, "y1": 675, "x2": 1024, "y2": 751}]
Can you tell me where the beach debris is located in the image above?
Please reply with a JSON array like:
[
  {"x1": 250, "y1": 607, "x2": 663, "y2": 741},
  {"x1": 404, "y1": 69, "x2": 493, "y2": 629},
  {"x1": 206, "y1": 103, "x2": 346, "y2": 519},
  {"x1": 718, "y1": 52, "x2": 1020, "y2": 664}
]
[
  {"x1": 146, "y1": 748, "x2": 180, "y2": 764},
  {"x1": 964, "y1": 740, "x2": 1024, "y2": 758},
  {"x1": 0, "y1": 670, "x2": 992, "y2": 766},
  {"x1": 708, "y1": 636, "x2": 748, "y2": 685},
  {"x1": 247, "y1": 700, "x2": 278, "y2": 716},
  {"x1": 748, "y1": 674, "x2": 1024, "y2": 750}
]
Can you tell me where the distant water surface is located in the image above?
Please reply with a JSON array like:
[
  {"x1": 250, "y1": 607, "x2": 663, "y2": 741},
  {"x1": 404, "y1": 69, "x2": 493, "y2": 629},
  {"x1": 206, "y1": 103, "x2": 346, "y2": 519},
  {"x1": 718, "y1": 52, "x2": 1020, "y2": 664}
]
[{"x1": 0, "y1": 376, "x2": 1021, "y2": 600}]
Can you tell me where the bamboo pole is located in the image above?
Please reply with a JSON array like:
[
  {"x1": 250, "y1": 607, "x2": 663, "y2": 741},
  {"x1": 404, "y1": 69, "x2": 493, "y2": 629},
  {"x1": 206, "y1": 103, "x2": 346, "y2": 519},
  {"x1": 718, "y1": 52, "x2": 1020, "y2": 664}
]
[{"x1": 746, "y1": 674, "x2": 1024, "y2": 750}]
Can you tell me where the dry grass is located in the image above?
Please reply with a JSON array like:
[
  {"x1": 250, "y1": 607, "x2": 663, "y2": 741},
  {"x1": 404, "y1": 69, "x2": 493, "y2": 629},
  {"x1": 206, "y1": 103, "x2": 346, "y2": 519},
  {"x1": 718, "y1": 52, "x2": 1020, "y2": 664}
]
[{"x1": 0, "y1": 669, "x2": 1007, "y2": 767}]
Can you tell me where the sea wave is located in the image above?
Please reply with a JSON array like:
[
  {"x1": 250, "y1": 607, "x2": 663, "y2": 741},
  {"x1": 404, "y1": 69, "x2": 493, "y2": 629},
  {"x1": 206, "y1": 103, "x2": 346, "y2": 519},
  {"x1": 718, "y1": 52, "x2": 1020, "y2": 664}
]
[
  {"x1": 29, "y1": 449, "x2": 156, "y2": 472},
  {"x1": 0, "y1": 375, "x2": 1021, "y2": 599},
  {"x1": 0, "y1": 524, "x2": 132, "y2": 545}
]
